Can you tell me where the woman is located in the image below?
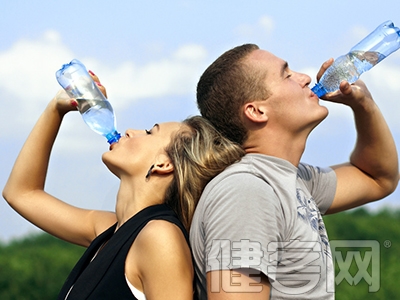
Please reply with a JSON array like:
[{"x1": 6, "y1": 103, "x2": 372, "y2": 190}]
[{"x1": 2, "y1": 73, "x2": 245, "y2": 299}]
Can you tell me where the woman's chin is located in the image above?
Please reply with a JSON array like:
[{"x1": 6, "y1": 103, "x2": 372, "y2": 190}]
[{"x1": 101, "y1": 157, "x2": 119, "y2": 178}]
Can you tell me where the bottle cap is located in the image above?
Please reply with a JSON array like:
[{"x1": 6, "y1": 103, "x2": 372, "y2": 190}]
[{"x1": 311, "y1": 83, "x2": 327, "y2": 98}]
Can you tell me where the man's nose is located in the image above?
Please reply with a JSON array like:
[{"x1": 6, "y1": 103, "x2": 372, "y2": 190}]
[{"x1": 295, "y1": 72, "x2": 312, "y2": 87}]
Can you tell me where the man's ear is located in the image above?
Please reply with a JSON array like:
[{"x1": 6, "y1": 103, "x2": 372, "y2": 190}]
[
  {"x1": 243, "y1": 101, "x2": 269, "y2": 123},
  {"x1": 152, "y1": 154, "x2": 174, "y2": 176}
]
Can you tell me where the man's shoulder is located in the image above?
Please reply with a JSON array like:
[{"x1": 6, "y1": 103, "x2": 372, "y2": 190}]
[
  {"x1": 297, "y1": 162, "x2": 335, "y2": 181},
  {"x1": 206, "y1": 155, "x2": 266, "y2": 187},
  {"x1": 200, "y1": 155, "x2": 277, "y2": 206}
]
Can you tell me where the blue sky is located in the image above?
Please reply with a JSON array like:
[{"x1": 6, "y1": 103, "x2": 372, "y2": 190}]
[{"x1": 1, "y1": 0, "x2": 400, "y2": 242}]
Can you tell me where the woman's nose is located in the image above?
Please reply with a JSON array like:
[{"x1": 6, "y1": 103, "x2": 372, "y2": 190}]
[{"x1": 124, "y1": 129, "x2": 141, "y2": 137}]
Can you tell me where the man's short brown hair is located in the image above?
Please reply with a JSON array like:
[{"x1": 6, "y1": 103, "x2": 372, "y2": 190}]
[{"x1": 196, "y1": 43, "x2": 270, "y2": 145}]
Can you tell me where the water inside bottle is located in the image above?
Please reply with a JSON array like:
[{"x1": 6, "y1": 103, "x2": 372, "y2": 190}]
[
  {"x1": 350, "y1": 50, "x2": 385, "y2": 72},
  {"x1": 319, "y1": 50, "x2": 386, "y2": 92},
  {"x1": 76, "y1": 98, "x2": 116, "y2": 137}
]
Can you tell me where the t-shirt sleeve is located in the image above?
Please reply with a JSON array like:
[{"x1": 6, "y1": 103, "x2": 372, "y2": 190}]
[
  {"x1": 202, "y1": 172, "x2": 284, "y2": 282},
  {"x1": 297, "y1": 163, "x2": 337, "y2": 215}
]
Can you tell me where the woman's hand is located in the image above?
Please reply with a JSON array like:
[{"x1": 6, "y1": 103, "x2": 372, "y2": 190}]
[
  {"x1": 52, "y1": 89, "x2": 78, "y2": 116},
  {"x1": 89, "y1": 70, "x2": 108, "y2": 98},
  {"x1": 52, "y1": 70, "x2": 108, "y2": 116}
]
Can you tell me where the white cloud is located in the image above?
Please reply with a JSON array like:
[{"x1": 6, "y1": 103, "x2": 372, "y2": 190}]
[
  {"x1": 0, "y1": 30, "x2": 75, "y2": 128},
  {"x1": 0, "y1": 30, "x2": 207, "y2": 120},
  {"x1": 0, "y1": 31, "x2": 208, "y2": 145},
  {"x1": 349, "y1": 25, "x2": 370, "y2": 41},
  {"x1": 0, "y1": 32, "x2": 207, "y2": 107},
  {"x1": 91, "y1": 44, "x2": 207, "y2": 106},
  {"x1": 259, "y1": 16, "x2": 275, "y2": 35},
  {"x1": 0, "y1": 30, "x2": 73, "y2": 102},
  {"x1": 234, "y1": 15, "x2": 275, "y2": 38}
]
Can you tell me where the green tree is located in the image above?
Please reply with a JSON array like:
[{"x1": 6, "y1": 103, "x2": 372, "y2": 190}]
[
  {"x1": 0, "y1": 233, "x2": 84, "y2": 300},
  {"x1": 0, "y1": 207, "x2": 399, "y2": 299},
  {"x1": 324, "y1": 207, "x2": 400, "y2": 300}
]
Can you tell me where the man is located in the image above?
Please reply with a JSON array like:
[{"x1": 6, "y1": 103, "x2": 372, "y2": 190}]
[{"x1": 190, "y1": 44, "x2": 399, "y2": 299}]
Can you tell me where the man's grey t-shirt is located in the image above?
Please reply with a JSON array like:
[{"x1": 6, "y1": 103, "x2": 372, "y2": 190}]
[{"x1": 190, "y1": 154, "x2": 337, "y2": 299}]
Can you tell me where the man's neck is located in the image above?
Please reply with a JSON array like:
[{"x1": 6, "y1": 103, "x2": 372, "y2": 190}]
[{"x1": 243, "y1": 132, "x2": 307, "y2": 167}]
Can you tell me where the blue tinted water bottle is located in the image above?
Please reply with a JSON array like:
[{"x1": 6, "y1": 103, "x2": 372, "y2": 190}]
[
  {"x1": 56, "y1": 59, "x2": 121, "y2": 144},
  {"x1": 312, "y1": 20, "x2": 400, "y2": 97}
]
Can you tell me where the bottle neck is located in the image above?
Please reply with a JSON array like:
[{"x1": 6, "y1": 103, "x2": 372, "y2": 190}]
[
  {"x1": 106, "y1": 131, "x2": 121, "y2": 144},
  {"x1": 311, "y1": 83, "x2": 327, "y2": 98}
]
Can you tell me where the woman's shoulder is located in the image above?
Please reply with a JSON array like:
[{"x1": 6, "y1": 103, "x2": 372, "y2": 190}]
[
  {"x1": 127, "y1": 220, "x2": 194, "y2": 299},
  {"x1": 125, "y1": 219, "x2": 194, "y2": 299},
  {"x1": 137, "y1": 219, "x2": 188, "y2": 252},
  {"x1": 129, "y1": 219, "x2": 193, "y2": 278}
]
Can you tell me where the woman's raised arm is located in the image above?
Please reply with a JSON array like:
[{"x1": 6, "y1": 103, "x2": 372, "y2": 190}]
[{"x1": 3, "y1": 90, "x2": 116, "y2": 247}]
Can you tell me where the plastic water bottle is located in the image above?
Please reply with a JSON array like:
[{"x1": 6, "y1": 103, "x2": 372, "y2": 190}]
[
  {"x1": 312, "y1": 20, "x2": 400, "y2": 97},
  {"x1": 56, "y1": 59, "x2": 121, "y2": 144}
]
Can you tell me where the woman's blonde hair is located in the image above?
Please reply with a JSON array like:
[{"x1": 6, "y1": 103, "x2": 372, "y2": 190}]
[{"x1": 164, "y1": 116, "x2": 245, "y2": 232}]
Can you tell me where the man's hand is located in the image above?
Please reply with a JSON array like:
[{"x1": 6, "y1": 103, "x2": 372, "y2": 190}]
[{"x1": 315, "y1": 58, "x2": 374, "y2": 108}]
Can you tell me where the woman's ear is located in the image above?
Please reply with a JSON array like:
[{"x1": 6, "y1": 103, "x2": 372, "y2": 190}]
[
  {"x1": 152, "y1": 154, "x2": 174, "y2": 176},
  {"x1": 243, "y1": 101, "x2": 269, "y2": 123}
]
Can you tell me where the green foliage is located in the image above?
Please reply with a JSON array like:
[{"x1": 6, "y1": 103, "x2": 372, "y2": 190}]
[
  {"x1": 0, "y1": 208, "x2": 399, "y2": 299},
  {"x1": 0, "y1": 233, "x2": 84, "y2": 300},
  {"x1": 324, "y1": 207, "x2": 400, "y2": 300}
]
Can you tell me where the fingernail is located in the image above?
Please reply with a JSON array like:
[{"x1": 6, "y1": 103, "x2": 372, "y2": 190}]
[
  {"x1": 70, "y1": 100, "x2": 78, "y2": 107},
  {"x1": 96, "y1": 82, "x2": 102, "y2": 87},
  {"x1": 88, "y1": 70, "x2": 95, "y2": 76}
]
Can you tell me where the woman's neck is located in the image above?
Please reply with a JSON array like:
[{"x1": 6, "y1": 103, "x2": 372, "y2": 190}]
[{"x1": 114, "y1": 177, "x2": 166, "y2": 230}]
